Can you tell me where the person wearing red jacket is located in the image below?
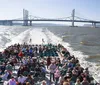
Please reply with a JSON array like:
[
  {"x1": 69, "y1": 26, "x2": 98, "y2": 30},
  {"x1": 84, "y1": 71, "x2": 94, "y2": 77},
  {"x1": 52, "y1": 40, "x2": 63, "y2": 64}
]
[{"x1": 18, "y1": 51, "x2": 23, "y2": 62}]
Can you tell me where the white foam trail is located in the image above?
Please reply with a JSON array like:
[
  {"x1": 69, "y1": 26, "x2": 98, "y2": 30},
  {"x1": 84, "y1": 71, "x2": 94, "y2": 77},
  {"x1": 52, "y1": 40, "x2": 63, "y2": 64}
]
[
  {"x1": 30, "y1": 28, "x2": 48, "y2": 44},
  {"x1": 0, "y1": 26, "x2": 28, "y2": 51},
  {"x1": 44, "y1": 28, "x2": 100, "y2": 83},
  {"x1": 0, "y1": 26, "x2": 17, "y2": 51},
  {"x1": 6, "y1": 28, "x2": 31, "y2": 46},
  {"x1": 6, "y1": 28, "x2": 48, "y2": 47}
]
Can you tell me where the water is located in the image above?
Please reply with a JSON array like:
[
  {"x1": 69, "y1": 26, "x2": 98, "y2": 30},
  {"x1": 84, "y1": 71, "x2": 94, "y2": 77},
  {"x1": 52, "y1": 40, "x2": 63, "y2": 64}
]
[{"x1": 0, "y1": 25, "x2": 100, "y2": 82}]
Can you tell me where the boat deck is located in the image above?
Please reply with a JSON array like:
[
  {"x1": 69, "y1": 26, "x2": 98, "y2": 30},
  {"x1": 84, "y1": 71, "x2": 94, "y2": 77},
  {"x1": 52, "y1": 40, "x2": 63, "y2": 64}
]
[{"x1": 0, "y1": 44, "x2": 98, "y2": 85}]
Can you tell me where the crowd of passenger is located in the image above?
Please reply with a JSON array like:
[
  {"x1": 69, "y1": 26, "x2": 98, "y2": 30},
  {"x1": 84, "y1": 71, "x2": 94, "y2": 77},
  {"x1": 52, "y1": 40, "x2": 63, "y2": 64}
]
[{"x1": 0, "y1": 43, "x2": 98, "y2": 85}]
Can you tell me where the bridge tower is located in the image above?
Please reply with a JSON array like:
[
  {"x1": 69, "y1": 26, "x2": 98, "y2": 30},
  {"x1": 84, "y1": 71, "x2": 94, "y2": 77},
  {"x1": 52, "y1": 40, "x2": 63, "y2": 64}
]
[
  {"x1": 23, "y1": 9, "x2": 29, "y2": 26},
  {"x1": 72, "y1": 9, "x2": 75, "y2": 27}
]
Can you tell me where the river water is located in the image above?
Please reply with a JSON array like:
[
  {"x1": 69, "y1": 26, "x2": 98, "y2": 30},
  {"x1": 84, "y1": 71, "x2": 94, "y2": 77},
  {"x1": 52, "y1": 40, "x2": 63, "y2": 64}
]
[{"x1": 48, "y1": 26, "x2": 100, "y2": 62}]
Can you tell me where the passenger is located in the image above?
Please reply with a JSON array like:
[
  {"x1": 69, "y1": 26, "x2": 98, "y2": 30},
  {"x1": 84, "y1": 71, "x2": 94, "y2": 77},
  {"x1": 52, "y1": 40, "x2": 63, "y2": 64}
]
[
  {"x1": 0, "y1": 63, "x2": 6, "y2": 74},
  {"x1": 22, "y1": 57, "x2": 28, "y2": 65},
  {"x1": 71, "y1": 67, "x2": 78, "y2": 83},
  {"x1": 83, "y1": 68, "x2": 89, "y2": 75},
  {"x1": 41, "y1": 66, "x2": 46, "y2": 78},
  {"x1": 26, "y1": 82, "x2": 31, "y2": 85},
  {"x1": 2, "y1": 70, "x2": 9, "y2": 80},
  {"x1": 61, "y1": 57, "x2": 68, "y2": 65},
  {"x1": 8, "y1": 76, "x2": 16, "y2": 85},
  {"x1": 54, "y1": 66, "x2": 61, "y2": 85},
  {"x1": 18, "y1": 74, "x2": 26, "y2": 84},
  {"x1": 47, "y1": 56, "x2": 51, "y2": 69},
  {"x1": 34, "y1": 65, "x2": 41, "y2": 77},
  {"x1": 49, "y1": 60, "x2": 57, "y2": 82},
  {"x1": 67, "y1": 77, "x2": 73, "y2": 85},
  {"x1": 18, "y1": 51, "x2": 24, "y2": 62},
  {"x1": 17, "y1": 67, "x2": 24, "y2": 77},
  {"x1": 75, "y1": 78, "x2": 82, "y2": 85},
  {"x1": 42, "y1": 80, "x2": 46, "y2": 85},
  {"x1": 42, "y1": 38, "x2": 44, "y2": 42},
  {"x1": 78, "y1": 73, "x2": 85, "y2": 82},
  {"x1": 67, "y1": 60, "x2": 74, "y2": 69},
  {"x1": 81, "y1": 77, "x2": 90, "y2": 85},
  {"x1": 63, "y1": 76, "x2": 70, "y2": 85},
  {"x1": 25, "y1": 74, "x2": 34, "y2": 85},
  {"x1": 84, "y1": 72, "x2": 91, "y2": 83},
  {"x1": 29, "y1": 38, "x2": 32, "y2": 44},
  {"x1": 6, "y1": 63, "x2": 12, "y2": 73}
]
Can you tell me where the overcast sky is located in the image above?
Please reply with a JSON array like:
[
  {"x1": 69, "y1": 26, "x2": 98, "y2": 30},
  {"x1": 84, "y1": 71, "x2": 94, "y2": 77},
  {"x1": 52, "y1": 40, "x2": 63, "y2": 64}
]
[{"x1": 0, "y1": 0, "x2": 99, "y2": 21}]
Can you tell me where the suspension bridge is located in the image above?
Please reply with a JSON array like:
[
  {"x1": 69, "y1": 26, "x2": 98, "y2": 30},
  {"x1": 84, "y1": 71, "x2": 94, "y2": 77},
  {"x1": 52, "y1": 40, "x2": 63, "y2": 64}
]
[{"x1": 0, "y1": 9, "x2": 99, "y2": 27}]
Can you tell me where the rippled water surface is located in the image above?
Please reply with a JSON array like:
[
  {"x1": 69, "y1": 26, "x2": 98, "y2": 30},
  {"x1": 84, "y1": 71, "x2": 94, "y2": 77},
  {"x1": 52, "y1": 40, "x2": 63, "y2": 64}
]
[{"x1": 48, "y1": 26, "x2": 100, "y2": 63}]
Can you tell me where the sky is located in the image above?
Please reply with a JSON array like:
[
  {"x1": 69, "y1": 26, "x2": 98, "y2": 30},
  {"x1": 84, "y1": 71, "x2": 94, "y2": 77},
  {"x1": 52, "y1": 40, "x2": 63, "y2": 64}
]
[{"x1": 0, "y1": 0, "x2": 100, "y2": 25}]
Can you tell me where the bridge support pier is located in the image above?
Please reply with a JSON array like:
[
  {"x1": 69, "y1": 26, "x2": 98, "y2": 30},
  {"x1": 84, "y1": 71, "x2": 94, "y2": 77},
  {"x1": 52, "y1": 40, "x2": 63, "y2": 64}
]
[
  {"x1": 92, "y1": 22, "x2": 96, "y2": 28},
  {"x1": 2, "y1": 21, "x2": 6, "y2": 25},
  {"x1": 9, "y1": 21, "x2": 13, "y2": 26},
  {"x1": 23, "y1": 20, "x2": 28, "y2": 26},
  {"x1": 2, "y1": 21, "x2": 8, "y2": 25},
  {"x1": 94, "y1": 23, "x2": 96, "y2": 28},
  {"x1": 30, "y1": 21, "x2": 32, "y2": 26}
]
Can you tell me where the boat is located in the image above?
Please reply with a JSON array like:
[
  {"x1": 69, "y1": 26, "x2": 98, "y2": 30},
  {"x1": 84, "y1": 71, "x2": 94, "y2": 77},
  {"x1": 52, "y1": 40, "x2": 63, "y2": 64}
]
[{"x1": 0, "y1": 43, "x2": 99, "y2": 85}]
